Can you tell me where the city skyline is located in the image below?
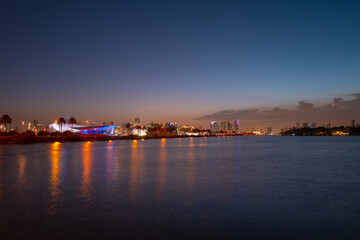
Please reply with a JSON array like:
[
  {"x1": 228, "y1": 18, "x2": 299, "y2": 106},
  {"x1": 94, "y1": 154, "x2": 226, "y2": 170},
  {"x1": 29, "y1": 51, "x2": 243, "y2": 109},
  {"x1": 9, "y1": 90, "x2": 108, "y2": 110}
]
[{"x1": 1, "y1": 1, "x2": 360, "y2": 129}]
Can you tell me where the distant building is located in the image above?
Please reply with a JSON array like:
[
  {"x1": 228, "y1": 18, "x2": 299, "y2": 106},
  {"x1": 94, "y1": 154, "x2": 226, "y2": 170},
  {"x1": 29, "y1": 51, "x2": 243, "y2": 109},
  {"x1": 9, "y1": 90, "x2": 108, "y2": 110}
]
[
  {"x1": 295, "y1": 122, "x2": 300, "y2": 129},
  {"x1": 210, "y1": 121, "x2": 219, "y2": 133},
  {"x1": 303, "y1": 122, "x2": 309, "y2": 128},
  {"x1": 311, "y1": 122, "x2": 317, "y2": 128},
  {"x1": 267, "y1": 127, "x2": 272, "y2": 134},
  {"x1": 135, "y1": 118, "x2": 140, "y2": 125},
  {"x1": 234, "y1": 120, "x2": 239, "y2": 132},
  {"x1": 226, "y1": 120, "x2": 232, "y2": 132},
  {"x1": 350, "y1": 119, "x2": 355, "y2": 128},
  {"x1": 220, "y1": 121, "x2": 226, "y2": 131},
  {"x1": 247, "y1": 128, "x2": 255, "y2": 133}
]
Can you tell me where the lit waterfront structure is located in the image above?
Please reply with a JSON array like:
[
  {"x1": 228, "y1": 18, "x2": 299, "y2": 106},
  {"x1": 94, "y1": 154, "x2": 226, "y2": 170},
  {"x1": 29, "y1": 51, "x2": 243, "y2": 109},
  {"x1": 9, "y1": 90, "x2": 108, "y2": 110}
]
[
  {"x1": 210, "y1": 121, "x2": 219, "y2": 133},
  {"x1": 73, "y1": 125, "x2": 115, "y2": 135},
  {"x1": 132, "y1": 128, "x2": 147, "y2": 136},
  {"x1": 49, "y1": 122, "x2": 85, "y2": 133}
]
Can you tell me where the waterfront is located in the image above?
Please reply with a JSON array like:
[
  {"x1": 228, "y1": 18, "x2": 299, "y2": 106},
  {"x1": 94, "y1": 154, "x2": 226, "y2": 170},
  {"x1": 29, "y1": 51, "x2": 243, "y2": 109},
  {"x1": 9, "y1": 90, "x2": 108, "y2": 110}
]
[{"x1": 0, "y1": 136, "x2": 359, "y2": 239}]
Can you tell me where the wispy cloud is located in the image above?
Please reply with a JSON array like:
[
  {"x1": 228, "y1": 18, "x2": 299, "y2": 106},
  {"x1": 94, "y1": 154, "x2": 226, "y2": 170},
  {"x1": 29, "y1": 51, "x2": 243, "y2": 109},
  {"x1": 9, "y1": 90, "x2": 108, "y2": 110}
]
[{"x1": 197, "y1": 93, "x2": 360, "y2": 125}]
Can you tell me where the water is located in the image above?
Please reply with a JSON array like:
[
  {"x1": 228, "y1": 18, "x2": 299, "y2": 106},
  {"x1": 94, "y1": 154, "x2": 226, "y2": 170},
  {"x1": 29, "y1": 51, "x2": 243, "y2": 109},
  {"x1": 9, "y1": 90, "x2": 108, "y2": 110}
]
[{"x1": 0, "y1": 136, "x2": 359, "y2": 239}]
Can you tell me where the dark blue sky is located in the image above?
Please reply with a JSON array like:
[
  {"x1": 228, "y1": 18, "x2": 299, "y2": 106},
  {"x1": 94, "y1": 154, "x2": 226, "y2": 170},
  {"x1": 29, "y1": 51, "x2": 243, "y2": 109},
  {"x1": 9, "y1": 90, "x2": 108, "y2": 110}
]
[{"x1": 1, "y1": 0, "x2": 360, "y2": 129}]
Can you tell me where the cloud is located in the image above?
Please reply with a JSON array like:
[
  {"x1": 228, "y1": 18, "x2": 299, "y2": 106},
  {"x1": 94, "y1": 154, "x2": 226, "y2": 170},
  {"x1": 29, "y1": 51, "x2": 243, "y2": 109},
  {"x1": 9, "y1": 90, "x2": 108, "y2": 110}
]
[
  {"x1": 297, "y1": 101, "x2": 314, "y2": 111},
  {"x1": 196, "y1": 93, "x2": 360, "y2": 127},
  {"x1": 326, "y1": 97, "x2": 344, "y2": 108}
]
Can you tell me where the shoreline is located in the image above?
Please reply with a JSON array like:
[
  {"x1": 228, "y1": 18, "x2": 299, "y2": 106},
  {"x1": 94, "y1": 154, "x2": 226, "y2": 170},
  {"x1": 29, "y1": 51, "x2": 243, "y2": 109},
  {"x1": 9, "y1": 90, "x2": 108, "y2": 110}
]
[
  {"x1": 1, "y1": 133, "x2": 357, "y2": 145},
  {"x1": 0, "y1": 134, "x2": 244, "y2": 144}
]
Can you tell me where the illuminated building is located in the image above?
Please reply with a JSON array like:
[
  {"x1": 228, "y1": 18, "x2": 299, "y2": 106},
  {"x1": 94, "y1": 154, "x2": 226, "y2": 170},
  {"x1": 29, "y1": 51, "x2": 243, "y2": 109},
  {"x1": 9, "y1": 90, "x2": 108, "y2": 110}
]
[
  {"x1": 332, "y1": 131, "x2": 349, "y2": 136},
  {"x1": 210, "y1": 121, "x2": 219, "y2": 133},
  {"x1": 226, "y1": 120, "x2": 232, "y2": 132},
  {"x1": 220, "y1": 121, "x2": 226, "y2": 131},
  {"x1": 49, "y1": 122, "x2": 85, "y2": 133},
  {"x1": 74, "y1": 126, "x2": 115, "y2": 135},
  {"x1": 234, "y1": 120, "x2": 239, "y2": 132},
  {"x1": 303, "y1": 122, "x2": 309, "y2": 128},
  {"x1": 132, "y1": 128, "x2": 147, "y2": 136},
  {"x1": 178, "y1": 125, "x2": 199, "y2": 135}
]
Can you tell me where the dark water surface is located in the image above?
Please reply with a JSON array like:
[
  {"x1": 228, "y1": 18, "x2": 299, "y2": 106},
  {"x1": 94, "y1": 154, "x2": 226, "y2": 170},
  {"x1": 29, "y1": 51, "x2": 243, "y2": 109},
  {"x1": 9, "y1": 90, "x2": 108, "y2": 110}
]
[{"x1": 0, "y1": 136, "x2": 359, "y2": 239}]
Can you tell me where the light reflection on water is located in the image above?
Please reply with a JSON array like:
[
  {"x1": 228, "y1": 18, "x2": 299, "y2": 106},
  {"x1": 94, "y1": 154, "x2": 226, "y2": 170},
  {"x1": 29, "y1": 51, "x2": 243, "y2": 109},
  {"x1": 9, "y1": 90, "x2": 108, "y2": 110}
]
[
  {"x1": 48, "y1": 142, "x2": 61, "y2": 215},
  {"x1": 157, "y1": 138, "x2": 167, "y2": 197},
  {"x1": 81, "y1": 142, "x2": 93, "y2": 207},
  {"x1": 16, "y1": 153, "x2": 31, "y2": 216},
  {"x1": 0, "y1": 136, "x2": 359, "y2": 239}
]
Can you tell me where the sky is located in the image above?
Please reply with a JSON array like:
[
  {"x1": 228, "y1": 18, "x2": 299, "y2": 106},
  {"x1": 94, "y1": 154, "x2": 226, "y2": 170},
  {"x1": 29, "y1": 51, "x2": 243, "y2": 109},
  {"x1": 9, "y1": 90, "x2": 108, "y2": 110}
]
[{"x1": 1, "y1": 0, "x2": 360, "y2": 130}]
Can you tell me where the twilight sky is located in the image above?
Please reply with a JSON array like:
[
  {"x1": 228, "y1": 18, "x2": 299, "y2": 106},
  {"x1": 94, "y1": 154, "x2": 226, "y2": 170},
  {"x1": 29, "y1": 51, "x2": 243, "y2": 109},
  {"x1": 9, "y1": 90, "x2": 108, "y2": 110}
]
[{"x1": 1, "y1": 0, "x2": 360, "y2": 130}]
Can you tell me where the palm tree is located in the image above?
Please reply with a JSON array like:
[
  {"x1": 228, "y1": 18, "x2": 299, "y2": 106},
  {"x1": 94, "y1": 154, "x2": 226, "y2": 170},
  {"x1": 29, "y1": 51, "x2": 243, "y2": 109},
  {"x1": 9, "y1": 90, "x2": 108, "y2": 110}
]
[
  {"x1": 0, "y1": 114, "x2": 12, "y2": 132},
  {"x1": 57, "y1": 117, "x2": 66, "y2": 132},
  {"x1": 69, "y1": 117, "x2": 77, "y2": 132}
]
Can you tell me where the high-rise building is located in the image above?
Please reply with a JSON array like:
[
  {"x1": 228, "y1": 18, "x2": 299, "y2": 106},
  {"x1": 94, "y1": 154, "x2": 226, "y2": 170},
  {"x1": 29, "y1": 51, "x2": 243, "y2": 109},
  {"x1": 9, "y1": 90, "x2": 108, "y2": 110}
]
[
  {"x1": 210, "y1": 121, "x2": 219, "y2": 133},
  {"x1": 267, "y1": 127, "x2": 272, "y2": 134},
  {"x1": 135, "y1": 118, "x2": 140, "y2": 125},
  {"x1": 303, "y1": 122, "x2": 309, "y2": 128},
  {"x1": 226, "y1": 120, "x2": 231, "y2": 132},
  {"x1": 220, "y1": 121, "x2": 226, "y2": 131},
  {"x1": 350, "y1": 119, "x2": 355, "y2": 128},
  {"x1": 234, "y1": 120, "x2": 239, "y2": 132},
  {"x1": 311, "y1": 122, "x2": 317, "y2": 128}
]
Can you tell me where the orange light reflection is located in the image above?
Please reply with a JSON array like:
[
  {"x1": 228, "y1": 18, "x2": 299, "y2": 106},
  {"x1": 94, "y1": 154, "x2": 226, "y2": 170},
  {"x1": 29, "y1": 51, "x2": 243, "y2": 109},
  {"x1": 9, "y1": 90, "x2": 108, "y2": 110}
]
[
  {"x1": 129, "y1": 140, "x2": 143, "y2": 203},
  {"x1": 157, "y1": 138, "x2": 167, "y2": 199},
  {"x1": 49, "y1": 142, "x2": 62, "y2": 215},
  {"x1": 16, "y1": 153, "x2": 31, "y2": 216},
  {"x1": 81, "y1": 141, "x2": 93, "y2": 207}
]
